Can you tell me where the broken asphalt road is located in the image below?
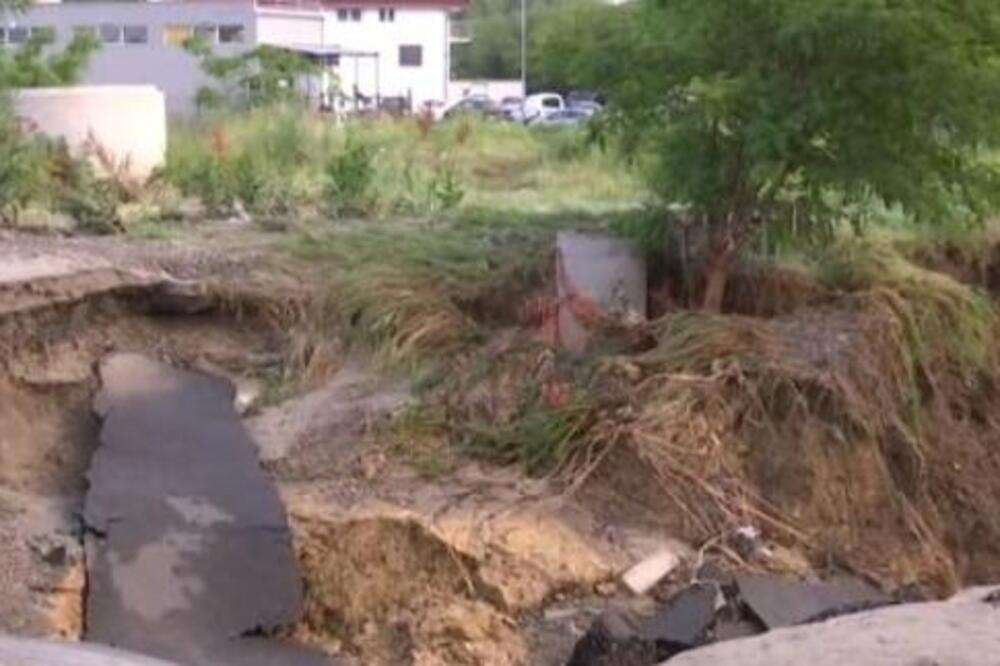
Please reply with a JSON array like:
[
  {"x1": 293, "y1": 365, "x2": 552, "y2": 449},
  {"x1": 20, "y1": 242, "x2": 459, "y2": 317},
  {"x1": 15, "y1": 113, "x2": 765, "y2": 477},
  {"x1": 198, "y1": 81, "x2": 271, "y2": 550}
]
[{"x1": 83, "y1": 354, "x2": 330, "y2": 666}]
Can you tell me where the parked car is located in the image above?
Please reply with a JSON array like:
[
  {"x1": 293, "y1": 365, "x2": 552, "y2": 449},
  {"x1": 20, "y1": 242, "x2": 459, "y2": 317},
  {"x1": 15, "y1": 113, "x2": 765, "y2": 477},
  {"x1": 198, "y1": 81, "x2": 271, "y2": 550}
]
[
  {"x1": 568, "y1": 99, "x2": 603, "y2": 117},
  {"x1": 438, "y1": 94, "x2": 499, "y2": 120},
  {"x1": 528, "y1": 108, "x2": 592, "y2": 128},
  {"x1": 499, "y1": 96, "x2": 526, "y2": 122},
  {"x1": 522, "y1": 93, "x2": 565, "y2": 123},
  {"x1": 566, "y1": 89, "x2": 602, "y2": 106}
]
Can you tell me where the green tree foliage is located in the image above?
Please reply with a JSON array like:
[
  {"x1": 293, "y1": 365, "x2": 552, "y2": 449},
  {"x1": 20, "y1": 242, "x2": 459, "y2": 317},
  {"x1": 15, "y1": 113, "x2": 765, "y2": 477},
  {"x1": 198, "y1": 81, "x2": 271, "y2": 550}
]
[
  {"x1": 540, "y1": 0, "x2": 1000, "y2": 309},
  {"x1": 454, "y1": 0, "x2": 654, "y2": 99},
  {"x1": 452, "y1": 0, "x2": 572, "y2": 81},
  {"x1": 0, "y1": 31, "x2": 100, "y2": 88},
  {"x1": 187, "y1": 39, "x2": 322, "y2": 110},
  {"x1": 528, "y1": 0, "x2": 641, "y2": 92}
]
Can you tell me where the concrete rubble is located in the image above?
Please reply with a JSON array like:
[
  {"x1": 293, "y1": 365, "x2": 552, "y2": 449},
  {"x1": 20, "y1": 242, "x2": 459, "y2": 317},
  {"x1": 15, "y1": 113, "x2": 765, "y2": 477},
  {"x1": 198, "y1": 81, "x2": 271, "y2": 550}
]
[
  {"x1": 566, "y1": 574, "x2": 899, "y2": 666},
  {"x1": 665, "y1": 586, "x2": 1000, "y2": 666}
]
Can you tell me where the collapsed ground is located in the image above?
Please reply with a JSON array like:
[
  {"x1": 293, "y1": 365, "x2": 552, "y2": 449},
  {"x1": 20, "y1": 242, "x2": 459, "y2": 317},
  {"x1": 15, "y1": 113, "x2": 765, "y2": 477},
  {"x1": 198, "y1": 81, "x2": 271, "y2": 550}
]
[
  {"x1": 2, "y1": 215, "x2": 1000, "y2": 665},
  {"x1": 2, "y1": 116, "x2": 1000, "y2": 665}
]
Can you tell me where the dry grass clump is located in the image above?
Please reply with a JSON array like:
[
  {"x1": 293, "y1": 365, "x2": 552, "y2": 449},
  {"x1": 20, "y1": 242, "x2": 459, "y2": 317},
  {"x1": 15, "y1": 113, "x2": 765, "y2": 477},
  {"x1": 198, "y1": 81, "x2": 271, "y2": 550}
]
[
  {"x1": 290, "y1": 210, "x2": 610, "y2": 369},
  {"x1": 568, "y1": 241, "x2": 1000, "y2": 592},
  {"x1": 436, "y1": 237, "x2": 1000, "y2": 592}
]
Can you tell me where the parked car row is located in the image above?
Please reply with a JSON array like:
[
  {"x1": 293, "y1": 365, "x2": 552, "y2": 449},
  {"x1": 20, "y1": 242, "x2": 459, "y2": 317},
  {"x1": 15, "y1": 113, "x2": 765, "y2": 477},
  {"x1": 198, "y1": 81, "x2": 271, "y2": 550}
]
[{"x1": 433, "y1": 91, "x2": 603, "y2": 128}]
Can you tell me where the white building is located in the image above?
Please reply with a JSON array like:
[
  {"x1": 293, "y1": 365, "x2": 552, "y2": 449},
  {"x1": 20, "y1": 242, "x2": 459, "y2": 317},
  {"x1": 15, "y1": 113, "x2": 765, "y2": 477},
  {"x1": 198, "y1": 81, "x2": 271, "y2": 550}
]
[{"x1": 1, "y1": 0, "x2": 470, "y2": 116}]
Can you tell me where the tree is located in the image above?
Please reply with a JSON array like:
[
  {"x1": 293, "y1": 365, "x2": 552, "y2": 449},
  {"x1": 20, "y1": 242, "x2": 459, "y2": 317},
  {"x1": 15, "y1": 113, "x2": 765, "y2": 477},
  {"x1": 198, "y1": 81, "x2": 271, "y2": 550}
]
[
  {"x1": 557, "y1": 0, "x2": 1000, "y2": 310},
  {"x1": 452, "y1": 0, "x2": 582, "y2": 82},
  {"x1": 186, "y1": 39, "x2": 322, "y2": 110},
  {"x1": 0, "y1": 31, "x2": 100, "y2": 88},
  {"x1": 528, "y1": 0, "x2": 639, "y2": 92}
]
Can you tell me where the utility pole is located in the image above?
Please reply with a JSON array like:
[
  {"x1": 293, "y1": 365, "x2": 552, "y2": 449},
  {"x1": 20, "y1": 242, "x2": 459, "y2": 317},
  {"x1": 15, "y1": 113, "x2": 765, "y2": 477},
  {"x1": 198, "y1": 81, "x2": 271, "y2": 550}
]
[{"x1": 520, "y1": 0, "x2": 527, "y2": 96}]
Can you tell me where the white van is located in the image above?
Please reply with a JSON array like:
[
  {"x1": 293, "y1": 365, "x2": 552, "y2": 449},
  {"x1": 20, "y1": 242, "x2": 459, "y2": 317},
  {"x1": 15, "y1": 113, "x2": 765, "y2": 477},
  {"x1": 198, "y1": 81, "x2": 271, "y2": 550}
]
[{"x1": 522, "y1": 93, "x2": 565, "y2": 124}]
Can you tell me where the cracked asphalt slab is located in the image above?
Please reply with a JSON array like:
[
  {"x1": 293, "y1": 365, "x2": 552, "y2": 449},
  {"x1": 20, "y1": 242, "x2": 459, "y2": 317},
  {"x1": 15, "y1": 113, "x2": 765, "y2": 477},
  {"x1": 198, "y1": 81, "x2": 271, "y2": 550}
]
[{"x1": 84, "y1": 353, "x2": 330, "y2": 666}]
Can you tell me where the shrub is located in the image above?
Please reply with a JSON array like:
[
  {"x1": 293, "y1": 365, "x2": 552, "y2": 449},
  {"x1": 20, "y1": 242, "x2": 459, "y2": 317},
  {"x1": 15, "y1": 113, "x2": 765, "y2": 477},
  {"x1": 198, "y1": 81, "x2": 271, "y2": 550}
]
[
  {"x1": 48, "y1": 140, "x2": 123, "y2": 234},
  {"x1": 324, "y1": 138, "x2": 375, "y2": 217},
  {"x1": 428, "y1": 165, "x2": 465, "y2": 212},
  {"x1": 0, "y1": 106, "x2": 48, "y2": 224}
]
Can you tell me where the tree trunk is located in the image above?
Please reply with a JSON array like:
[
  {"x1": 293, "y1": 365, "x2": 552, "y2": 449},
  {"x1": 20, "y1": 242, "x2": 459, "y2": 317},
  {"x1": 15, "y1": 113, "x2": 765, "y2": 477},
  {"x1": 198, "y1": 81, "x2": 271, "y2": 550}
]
[{"x1": 700, "y1": 230, "x2": 738, "y2": 312}]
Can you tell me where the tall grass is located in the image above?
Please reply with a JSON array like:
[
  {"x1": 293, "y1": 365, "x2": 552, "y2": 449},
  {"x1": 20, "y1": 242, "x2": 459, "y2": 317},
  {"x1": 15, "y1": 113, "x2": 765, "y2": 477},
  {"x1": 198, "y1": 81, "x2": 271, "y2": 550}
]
[
  {"x1": 290, "y1": 208, "x2": 615, "y2": 368},
  {"x1": 165, "y1": 107, "x2": 644, "y2": 219}
]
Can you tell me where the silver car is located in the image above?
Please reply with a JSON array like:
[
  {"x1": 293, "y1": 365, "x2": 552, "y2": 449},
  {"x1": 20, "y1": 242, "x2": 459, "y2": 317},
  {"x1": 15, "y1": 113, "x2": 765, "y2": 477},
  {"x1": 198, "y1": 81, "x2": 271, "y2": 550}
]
[{"x1": 528, "y1": 108, "x2": 592, "y2": 128}]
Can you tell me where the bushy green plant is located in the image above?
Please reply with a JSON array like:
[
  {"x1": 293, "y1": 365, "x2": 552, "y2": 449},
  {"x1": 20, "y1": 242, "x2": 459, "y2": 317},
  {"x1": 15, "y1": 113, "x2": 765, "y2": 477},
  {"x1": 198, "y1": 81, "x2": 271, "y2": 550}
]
[
  {"x1": 48, "y1": 140, "x2": 123, "y2": 234},
  {"x1": 428, "y1": 165, "x2": 465, "y2": 212},
  {"x1": 324, "y1": 138, "x2": 375, "y2": 217},
  {"x1": 166, "y1": 108, "x2": 317, "y2": 215},
  {"x1": 0, "y1": 104, "x2": 48, "y2": 224}
]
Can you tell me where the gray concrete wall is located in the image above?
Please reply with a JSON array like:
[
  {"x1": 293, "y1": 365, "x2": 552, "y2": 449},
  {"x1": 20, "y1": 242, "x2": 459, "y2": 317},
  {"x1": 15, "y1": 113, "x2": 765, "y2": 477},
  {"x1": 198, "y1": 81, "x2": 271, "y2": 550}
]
[{"x1": 3, "y1": 2, "x2": 257, "y2": 116}]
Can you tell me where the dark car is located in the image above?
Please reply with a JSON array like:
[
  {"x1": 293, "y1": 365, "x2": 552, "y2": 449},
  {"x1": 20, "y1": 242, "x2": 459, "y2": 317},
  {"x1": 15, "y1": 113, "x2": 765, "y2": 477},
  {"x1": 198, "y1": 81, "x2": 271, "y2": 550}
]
[
  {"x1": 566, "y1": 90, "x2": 602, "y2": 106},
  {"x1": 442, "y1": 95, "x2": 499, "y2": 120}
]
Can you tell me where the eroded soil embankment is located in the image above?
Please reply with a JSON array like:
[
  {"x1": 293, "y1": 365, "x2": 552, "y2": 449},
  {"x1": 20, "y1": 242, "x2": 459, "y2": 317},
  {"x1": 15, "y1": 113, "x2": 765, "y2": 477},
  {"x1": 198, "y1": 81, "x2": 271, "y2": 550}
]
[{"x1": 0, "y1": 249, "x2": 305, "y2": 641}]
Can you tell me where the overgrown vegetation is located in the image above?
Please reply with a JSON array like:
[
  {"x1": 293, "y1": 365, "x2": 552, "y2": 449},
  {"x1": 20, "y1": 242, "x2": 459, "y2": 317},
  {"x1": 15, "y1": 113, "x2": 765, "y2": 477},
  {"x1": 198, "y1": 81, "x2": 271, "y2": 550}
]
[
  {"x1": 290, "y1": 209, "x2": 613, "y2": 367},
  {"x1": 0, "y1": 29, "x2": 126, "y2": 231},
  {"x1": 165, "y1": 108, "x2": 640, "y2": 218},
  {"x1": 0, "y1": 31, "x2": 100, "y2": 88},
  {"x1": 541, "y1": 0, "x2": 1000, "y2": 311}
]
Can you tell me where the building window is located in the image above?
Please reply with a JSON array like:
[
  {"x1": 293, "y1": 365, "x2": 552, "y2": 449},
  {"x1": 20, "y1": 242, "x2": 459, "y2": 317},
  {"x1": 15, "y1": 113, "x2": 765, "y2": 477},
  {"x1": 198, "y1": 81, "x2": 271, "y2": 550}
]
[
  {"x1": 30, "y1": 26, "x2": 56, "y2": 42},
  {"x1": 100, "y1": 23, "x2": 122, "y2": 44},
  {"x1": 351, "y1": 8, "x2": 362, "y2": 20},
  {"x1": 379, "y1": 8, "x2": 395, "y2": 21},
  {"x1": 123, "y1": 25, "x2": 148, "y2": 45},
  {"x1": 164, "y1": 24, "x2": 194, "y2": 47},
  {"x1": 399, "y1": 44, "x2": 422, "y2": 67},
  {"x1": 338, "y1": 8, "x2": 362, "y2": 21},
  {"x1": 219, "y1": 24, "x2": 245, "y2": 44},
  {"x1": 73, "y1": 26, "x2": 98, "y2": 39},
  {"x1": 9, "y1": 26, "x2": 29, "y2": 44},
  {"x1": 194, "y1": 23, "x2": 218, "y2": 43}
]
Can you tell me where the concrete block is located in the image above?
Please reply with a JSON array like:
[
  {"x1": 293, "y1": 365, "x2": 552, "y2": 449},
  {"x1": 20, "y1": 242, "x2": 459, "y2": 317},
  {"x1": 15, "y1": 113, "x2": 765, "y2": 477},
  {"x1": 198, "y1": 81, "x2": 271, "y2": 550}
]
[
  {"x1": 556, "y1": 232, "x2": 647, "y2": 353},
  {"x1": 16, "y1": 85, "x2": 167, "y2": 182}
]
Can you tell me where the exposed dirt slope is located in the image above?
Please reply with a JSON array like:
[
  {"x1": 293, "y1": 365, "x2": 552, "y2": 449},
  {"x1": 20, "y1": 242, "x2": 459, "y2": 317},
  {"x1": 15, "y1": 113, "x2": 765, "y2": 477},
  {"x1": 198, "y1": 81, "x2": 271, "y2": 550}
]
[{"x1": 0, "y1": 230, "x2": 308, "y2": 640}]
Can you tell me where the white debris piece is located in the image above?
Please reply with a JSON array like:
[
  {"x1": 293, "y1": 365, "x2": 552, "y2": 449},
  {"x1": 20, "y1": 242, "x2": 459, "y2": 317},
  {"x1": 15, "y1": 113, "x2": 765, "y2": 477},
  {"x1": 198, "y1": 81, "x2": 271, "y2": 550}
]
[{"x1": 622, "y1": 547, "x2": 683, "y2": 595}]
